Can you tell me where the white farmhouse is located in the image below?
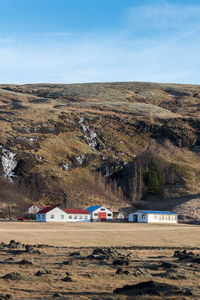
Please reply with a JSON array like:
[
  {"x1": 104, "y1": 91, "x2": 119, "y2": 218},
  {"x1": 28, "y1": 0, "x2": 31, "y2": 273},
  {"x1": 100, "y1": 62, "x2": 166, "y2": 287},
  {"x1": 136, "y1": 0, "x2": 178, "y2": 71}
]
[
  {"x1": 36, "y1": 207, "x2": 91, "y2": 222},
  {"x1": 28, "y1": 204, "x2": 45, "y2": 215},
  {"x1": 87, "y1": 206, "x2": 113, "y2": 221},
  {"x1": 36, "y1": 206, "x2": 67, "y2": 222},
  {"x1": 128, "y1": 210, "x2": 178, "y2": 224}
]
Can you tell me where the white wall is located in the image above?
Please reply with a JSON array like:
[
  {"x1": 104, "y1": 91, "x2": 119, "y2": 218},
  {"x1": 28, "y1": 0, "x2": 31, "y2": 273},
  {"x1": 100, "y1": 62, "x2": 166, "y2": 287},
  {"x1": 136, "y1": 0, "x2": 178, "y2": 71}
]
[
  {"x1": 128, "y1": 212, "x2": 177, "y2": 223},
  {"x1": 148, "y1": 213, "x2": 177, "y2": 223},
  {"x1": 91, "y1": 206, "x2": 113, "y2": 220},
  {"x1": 65, "y1": 213, "x2": 91, "y2": 222}
]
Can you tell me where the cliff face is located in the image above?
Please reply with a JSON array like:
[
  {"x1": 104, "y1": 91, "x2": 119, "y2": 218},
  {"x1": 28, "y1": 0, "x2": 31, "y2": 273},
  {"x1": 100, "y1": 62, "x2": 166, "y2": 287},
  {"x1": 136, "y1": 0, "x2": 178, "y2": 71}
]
[{"x1": 1, "y1": 81, "x2": 200, "y2": 218}]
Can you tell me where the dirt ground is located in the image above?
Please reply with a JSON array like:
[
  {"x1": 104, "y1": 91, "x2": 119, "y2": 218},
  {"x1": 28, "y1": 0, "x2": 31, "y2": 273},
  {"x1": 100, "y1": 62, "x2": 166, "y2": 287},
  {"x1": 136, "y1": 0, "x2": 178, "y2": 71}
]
[
  {"x1": 0, "y1": 222, "x2": 199, "y2": 299},
  {"x1": 0, "y1": 221, "x2": 199, "y2": 247}
]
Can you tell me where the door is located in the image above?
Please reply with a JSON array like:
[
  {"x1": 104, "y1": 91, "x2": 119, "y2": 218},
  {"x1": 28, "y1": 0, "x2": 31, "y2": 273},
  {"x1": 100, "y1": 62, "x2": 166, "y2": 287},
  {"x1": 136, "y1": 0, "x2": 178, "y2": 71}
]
[
  {"x1": 133, "y1": 214, "x2": 138, "y2": 222},
  {"x1": 98, "y1": 212, "x2": 106, "y2": 220}
]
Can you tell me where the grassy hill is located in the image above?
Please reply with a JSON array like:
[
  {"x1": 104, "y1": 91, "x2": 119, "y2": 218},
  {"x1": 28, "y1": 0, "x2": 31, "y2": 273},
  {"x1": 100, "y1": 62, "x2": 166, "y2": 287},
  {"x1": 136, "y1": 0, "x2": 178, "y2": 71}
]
[{"x1": 1, "y1": 81, "x2": 200, "y2": 220}]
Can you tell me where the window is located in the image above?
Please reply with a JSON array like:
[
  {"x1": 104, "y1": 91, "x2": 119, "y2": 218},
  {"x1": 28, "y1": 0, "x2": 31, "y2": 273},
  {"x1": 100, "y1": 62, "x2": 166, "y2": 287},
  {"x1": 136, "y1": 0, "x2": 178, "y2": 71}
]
[
  {"x1": 79, "y1": 215, "x2": 83, "y2": 219},
  {"x1": 142, "y1": 214, "x2": 145, "y2": 219},
  {"x1": 51, "y1": 214, "x2": 54, "y2": 219},
  {"x1": 38, "y1": 215, "x2": 40, "y2": 219},
  {"x1": 100, "y1": 208, "x2": 105, "y2": 211},
  {"x1": 61, "y1": 215, "x2": 64, "y2": 219},
  {"x1": 84, "y1": 215, "x2": 88, "y2": 219},
  {"x1": 154, "y1": 214, "x2": 157, "y2": 219},
  {"x1": 94, "y1": 213, "x2": 98, "y2": 216},
  {"x1": 74, "y1": 215, "x2": 77, "y2": 219},
  {"x1": 69, "y1": 215, "x2": 72, "y2": 219},
  {"x1": 107, "y1": 213, "x2": 112, "y2": 217},
  {"x1": 43, "y1": 214, "x2": 45, "y2": 218}
]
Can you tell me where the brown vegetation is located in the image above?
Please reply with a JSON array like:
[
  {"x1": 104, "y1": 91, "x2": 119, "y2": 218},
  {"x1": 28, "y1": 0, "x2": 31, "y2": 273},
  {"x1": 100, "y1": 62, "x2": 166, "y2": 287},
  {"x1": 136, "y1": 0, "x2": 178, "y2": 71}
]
[{"x1": 0, "y1": 82, "x2": 200, "y2": 218}]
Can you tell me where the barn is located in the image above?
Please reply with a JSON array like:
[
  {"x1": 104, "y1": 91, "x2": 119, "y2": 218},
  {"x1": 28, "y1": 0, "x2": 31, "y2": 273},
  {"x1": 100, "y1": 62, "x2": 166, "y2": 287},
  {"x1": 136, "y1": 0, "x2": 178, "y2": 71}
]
[
  {"x1": 87, "y1": 206, "x2": 113, "y2": 221},
  {"x1": 128, "y1": 210, "x2": 178, "y2": 223},
  {"x1": 36, "y1": 207, "x2": 91, "y2": 222}
]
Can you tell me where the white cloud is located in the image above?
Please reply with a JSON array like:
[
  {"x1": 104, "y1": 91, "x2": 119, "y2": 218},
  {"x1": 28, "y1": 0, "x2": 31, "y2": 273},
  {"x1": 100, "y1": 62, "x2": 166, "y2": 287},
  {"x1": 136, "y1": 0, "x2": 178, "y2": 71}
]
[{"x1": 126, "y1": 2, "x2": 200, "y2": 31}]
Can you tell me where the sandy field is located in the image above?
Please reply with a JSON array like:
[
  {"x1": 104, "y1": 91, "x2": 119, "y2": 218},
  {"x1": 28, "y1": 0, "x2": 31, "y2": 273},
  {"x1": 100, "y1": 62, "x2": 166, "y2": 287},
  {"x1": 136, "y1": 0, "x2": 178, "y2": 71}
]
[{"x1": 0, "y1": 221, "x2": 199, "y2": 247}]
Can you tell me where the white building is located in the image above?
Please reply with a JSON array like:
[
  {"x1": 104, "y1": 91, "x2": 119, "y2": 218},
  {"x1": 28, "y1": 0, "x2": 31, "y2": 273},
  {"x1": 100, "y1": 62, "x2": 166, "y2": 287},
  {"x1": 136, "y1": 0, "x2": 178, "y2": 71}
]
[
  {"x1": 28, "y1": 204, "x2": 45, "y2": 214},
  {"x1": 87, "y1": 206, "x2": 113, "y2": 221},
  {"x1": 128, "y1": 210, "x2": 178, "y2": 223},
  {"x1": 36, "y1": 206, "x2": 67, "y2": 222},
  {"x1": 117, "y1": 212, "x2": 126, "y2": 221},
  {"x1": 36, "y1": 207, "x2": 91, "y2": 222},
  {"x1": 62, "y1": 209, "x2": 91, "y2": 222}
]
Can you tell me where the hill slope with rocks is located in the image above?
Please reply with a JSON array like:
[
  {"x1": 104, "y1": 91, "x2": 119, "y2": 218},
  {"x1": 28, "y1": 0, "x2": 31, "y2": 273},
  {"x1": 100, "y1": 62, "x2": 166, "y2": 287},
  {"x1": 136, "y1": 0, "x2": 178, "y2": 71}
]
[{"x1": 0, "y1": 81, "x2": 200, "y2": 220}]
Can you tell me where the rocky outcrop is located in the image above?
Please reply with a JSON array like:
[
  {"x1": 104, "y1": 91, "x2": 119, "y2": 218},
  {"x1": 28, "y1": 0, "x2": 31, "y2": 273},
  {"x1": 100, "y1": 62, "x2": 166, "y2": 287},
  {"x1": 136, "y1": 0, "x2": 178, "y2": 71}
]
[{"x1": 0, "y1": 145, "x2": 17, "y2": 180}]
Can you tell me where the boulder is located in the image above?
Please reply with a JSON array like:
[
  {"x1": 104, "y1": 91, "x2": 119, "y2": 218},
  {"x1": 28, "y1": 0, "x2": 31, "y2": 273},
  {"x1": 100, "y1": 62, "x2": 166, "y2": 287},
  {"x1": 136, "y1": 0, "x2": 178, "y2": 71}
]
[
  {"x1": 35, "y1": 270, "x2": 51, "y2": 276},
  {"x1": 2, "y1": 272, "x2": 32, "y2": 281},
  {"x1": 113, "y1": 280, "x2": 192, "y2": 296}
]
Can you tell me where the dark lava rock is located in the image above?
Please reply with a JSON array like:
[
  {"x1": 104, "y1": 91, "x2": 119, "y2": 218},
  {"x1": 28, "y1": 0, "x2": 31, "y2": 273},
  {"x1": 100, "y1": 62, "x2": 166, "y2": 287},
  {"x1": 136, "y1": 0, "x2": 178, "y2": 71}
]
[
  {"x1": 112, "y1": 258, "x2": 130, "y2": 266},
  {"x1": 88, "y1": 247, "x2": 117, "y2": 260},
  {"x1": 191, "y1": 257, "x2": 200, "y2": 264},
  {"x1": 0, "y1": 243, "x2": 7, "y2": 249},
  {"x1": 113, "y1": 280, "x2": 190, "y2": 296},
  {"x1": 161, "y1": 261, "x2": 178, "y2": 269},
  {"x1": 62, "y1": 260, "x2": 74, "y2": 265},
  {"x1": 25, "y1": 245, "x2": 41, "y2": 254},
  {"x1": 165, "y1": 268, "x2": 193, "y2": 280},
  {"x1": 173, "y1": 250, "x2": 195, "y2": 260},
  {"x1": 8, "y1": 240, "x2": 23, "y2": 249},
  {"x1": 35, "y1": 270, "x2": 51, "y2": 276},
  {"x1": 2, "y1": 272, "x2": 32, "y2": 281},
  {"x1": 53, "y1": 293, "x2": 62, "y2": 299},
  {"x1": 69, "y1": 251, "x2": 81, "y2": 257},
  {"x1": 61, "y1": 275, "x2": 73, "y2": 282},
  {"x1": 115, "y1": 267, "x2": 148, "y2": 277},
  {"x1": 0, "y1": 294, "x2": 12, "y2": 300},
  {"x1": 18, "y1": 259, "x2": 35, "y2": 265}
]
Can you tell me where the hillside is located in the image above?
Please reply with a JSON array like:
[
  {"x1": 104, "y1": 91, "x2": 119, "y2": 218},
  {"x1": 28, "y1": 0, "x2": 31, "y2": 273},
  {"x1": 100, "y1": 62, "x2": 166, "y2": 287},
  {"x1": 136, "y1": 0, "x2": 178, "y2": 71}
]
[{"x1": 1, "y1": 81, "x2": 200, "y2": 220}]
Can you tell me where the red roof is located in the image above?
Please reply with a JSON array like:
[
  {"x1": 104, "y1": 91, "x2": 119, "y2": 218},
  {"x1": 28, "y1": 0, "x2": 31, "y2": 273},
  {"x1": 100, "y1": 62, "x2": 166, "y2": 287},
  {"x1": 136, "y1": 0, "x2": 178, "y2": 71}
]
[
  {"x1": 36, "y1": 206, "x2": 56, "y2": 214},
  {"x1": 62, "y1": 209, "x2": 90, "y2": 215}
]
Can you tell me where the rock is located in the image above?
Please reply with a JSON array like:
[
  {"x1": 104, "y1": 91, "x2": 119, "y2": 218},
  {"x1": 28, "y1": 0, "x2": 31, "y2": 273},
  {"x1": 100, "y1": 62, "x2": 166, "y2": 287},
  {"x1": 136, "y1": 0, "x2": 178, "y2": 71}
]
[
  {"x1": 62, "y1": 260, "x2": 74, "y2": 265},
  {"x1": 115, "y1": 267, "x2": 149, "y2": 277},
  {"x1": 112, "y1": 258, "x2": 130, "y2": 266},
  {"x1": 161, "y1": 262, "x2": 178, "y2": 269},
  {"x1": 113, "y1": 280, "x2": 191, "y2": 296},
  {"x1": 61, "y1": 275, "x2": 73, "y2": 282},
  {"x1": 25, "y1": 245, "x2": 41, "y2": 254},
  {"x1": 8, "y1": 240, "x2": 23, "y2": 249},
  {"x1": 18, "y1": 259, "x2": 35, "y2": 265},
  {"x1": 191, "y1": 257, "x2": 200, "y2": 264},
  {"x1": 35, "y1": 270, "x2": 51, "y2": 276},
  {"x1": 2, "y1": 272, "x2": 32, "y2": 281},
  {"x1": 1, "y1": 147, "x2": 17, "y2": 180},
  {"x1": 69, "y1": 251, "x2": 81, "y2": 257},
  {"x1": 165, "y1": 269, "x2": 193, "y2": 280},
  {"x1": 173, "y1": 250, "x2": 195, "y2": 260},
  {"x1": 0, "y1": 294, "x2": 12, "y2": 300},
  {"x1": 53, "y1": 293, "x2": 62, "y2": 299}
]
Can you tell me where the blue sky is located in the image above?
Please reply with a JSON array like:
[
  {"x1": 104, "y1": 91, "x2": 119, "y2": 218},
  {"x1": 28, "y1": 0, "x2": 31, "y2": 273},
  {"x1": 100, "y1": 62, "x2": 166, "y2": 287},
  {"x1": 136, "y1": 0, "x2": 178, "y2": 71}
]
[{"x1": 0, "y1": 0, "x2": 200, "y2": 84}]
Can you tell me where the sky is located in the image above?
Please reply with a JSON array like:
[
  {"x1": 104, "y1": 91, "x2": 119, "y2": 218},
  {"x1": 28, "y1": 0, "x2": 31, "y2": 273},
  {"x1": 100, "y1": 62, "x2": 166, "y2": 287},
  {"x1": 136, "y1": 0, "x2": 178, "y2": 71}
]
[{"x1": 0, "y1": 0, "x2": 200, "y2": 84}]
